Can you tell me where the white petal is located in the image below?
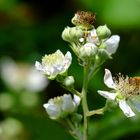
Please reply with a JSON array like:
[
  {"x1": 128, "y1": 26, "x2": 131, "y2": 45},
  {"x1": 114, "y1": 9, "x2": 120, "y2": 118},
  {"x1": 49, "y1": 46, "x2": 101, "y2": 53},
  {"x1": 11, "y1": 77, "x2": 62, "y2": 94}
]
[
  {"x1": 26, "y1": 68, "x2": 49, "y2": 92},
  {"x1": 35, "y1": 61, "x2": 43, "y2": 71},
  {"x1": 105, "y1": 35, "x2": 120, "y2": 55},
  {"x1": 119, "y1": 100, "x2": 135, "y2": 117},
  {"x1": 98, "y1": 90, "x2": 116, "y2": 100},
  {"x1": 63, "y1": 51, "x2": 72, "y2": 70},
  {"x1": 131, "y1": 101, "x2": 140, "y2": 112},
  {"x1": 56, "y1": 49, "x2": 64, "y2": 56},
  {"x1": 65, "y1": 51, "x2": 72, "y2": 62},
  {"x1": 73, "y1": 95, "x2": 81, "y2": 106},
  {"x1": 43, "y1": 103, "x2": 61, "y2": 119},
  {"x1": 62, "y1": 94, "x2": 75, "y2": 113},
  {"x1": 104, "y1": 69, "x2": 116, "y2": 89}
]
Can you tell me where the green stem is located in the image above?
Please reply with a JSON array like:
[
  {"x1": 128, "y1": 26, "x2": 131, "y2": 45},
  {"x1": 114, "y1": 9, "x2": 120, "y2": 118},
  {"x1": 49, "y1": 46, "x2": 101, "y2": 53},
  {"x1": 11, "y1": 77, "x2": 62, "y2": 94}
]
[
  {"x1": 87, "y1": 101, "x2": 110, "y2": 117},
  {"x1": 88, "y1": 63, "x2": 100, "y2": 81},
  {"x1": 65, "y1": 118, "x2": 82, "y2": 140},
  {"x1": 87, "y1": 108, "x2": 104, "y2": 116},
  {"x1": 81, "y1": 63, "x2": 90, "y2": 140}
]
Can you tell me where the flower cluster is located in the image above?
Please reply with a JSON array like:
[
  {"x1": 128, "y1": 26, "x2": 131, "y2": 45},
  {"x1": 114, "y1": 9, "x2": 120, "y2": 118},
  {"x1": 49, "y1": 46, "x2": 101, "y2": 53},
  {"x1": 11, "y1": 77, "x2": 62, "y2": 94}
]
[
  {"x1": 62, "y1": 11, "x2": 120, "y2": 65},
  {"x1": 98, "y1": 69, "x2": 140, "y2": 117},
  {"x1": 34, "y1": 11, "x2": 139, "y2": 140}
]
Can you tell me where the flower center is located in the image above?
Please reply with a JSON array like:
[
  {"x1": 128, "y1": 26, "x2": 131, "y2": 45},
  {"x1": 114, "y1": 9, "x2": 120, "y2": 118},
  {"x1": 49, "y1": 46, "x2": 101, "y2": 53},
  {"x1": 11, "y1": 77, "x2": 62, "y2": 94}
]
[
  {"x1": 42, "y1": 52, "x2": 63, "y2": 66},
  {"x1": 114, "y1": 75, "x2": 138, "y2": 99}
]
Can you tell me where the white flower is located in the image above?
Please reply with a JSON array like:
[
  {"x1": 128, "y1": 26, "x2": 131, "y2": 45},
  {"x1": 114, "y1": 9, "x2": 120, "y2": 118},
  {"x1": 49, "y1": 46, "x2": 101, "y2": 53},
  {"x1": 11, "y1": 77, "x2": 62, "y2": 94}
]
[
  {"x1": 98, "y1": 69, "x2": 140, "y2": 117},
  {"x1": 0, "y1": 57, "x2": 48, "y2": 92},
  {"x1": 104, "y1": 35, "x2": 120, "y2": 55},
  {"x1": 43, "y1": 94, "x2": 80, "y2": 120},
  {"x1": 79, "y1": 43, "x2": 98, "y2": 59},
  {"x1": 87, "y1": 29, "x2": 99, "y2": 45},
  {"x1": 35, "y1": 50, "x2": 72, "y2": 79}
]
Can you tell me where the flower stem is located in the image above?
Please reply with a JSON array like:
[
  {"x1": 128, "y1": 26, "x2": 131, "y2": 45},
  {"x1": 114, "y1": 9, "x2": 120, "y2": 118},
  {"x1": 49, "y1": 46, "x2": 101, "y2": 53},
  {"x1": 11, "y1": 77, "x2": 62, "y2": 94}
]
[
  {"x1": 65, "y1": 118, "x2": 82, "y2": 140},
  {"x1": 81, "y1": 63, "x2": 90, "y2": 140}
]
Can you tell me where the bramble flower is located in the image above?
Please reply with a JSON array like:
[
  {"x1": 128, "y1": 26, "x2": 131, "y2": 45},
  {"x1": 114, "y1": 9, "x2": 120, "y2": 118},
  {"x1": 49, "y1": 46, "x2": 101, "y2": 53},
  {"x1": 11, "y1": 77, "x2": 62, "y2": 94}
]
[
  {"x1": 35, "y1": 50, "x2": 72, "y2": 79},
  {"x1": 101, "y1": 35, "x2": 120, "y2": 55},
  {"x1": 79, "y1": 43, "x2": 98, "y2": 59},
  {"x1": 98, "y1": 69, "x2": 140, "y2": 117},
  {"x1": 0, "y1": 57, "x2": 48, "y2": 92},
  {"x1": 43, "y1": 94, "x2": 80, "y2": 120},
  {"x1": 87, "y1": 29, "x2": 100, "y2": 45},
  {"x1": 87, "y1": 29, "x2": 120, "y2": 56}
]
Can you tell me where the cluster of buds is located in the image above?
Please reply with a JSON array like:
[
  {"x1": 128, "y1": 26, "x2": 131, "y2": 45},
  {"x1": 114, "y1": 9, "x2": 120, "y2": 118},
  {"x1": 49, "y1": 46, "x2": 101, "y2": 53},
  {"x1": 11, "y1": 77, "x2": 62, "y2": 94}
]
[{"x1": 62, "y1": 11, "x2": 120, "y2": 65}]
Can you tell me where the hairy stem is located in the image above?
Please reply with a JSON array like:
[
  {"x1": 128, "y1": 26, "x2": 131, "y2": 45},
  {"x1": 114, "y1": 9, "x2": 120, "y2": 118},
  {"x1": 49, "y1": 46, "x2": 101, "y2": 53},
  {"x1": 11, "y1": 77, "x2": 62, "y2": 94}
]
[{"x1": 81, "y1": 63, "x2": 90, "y2": 140}]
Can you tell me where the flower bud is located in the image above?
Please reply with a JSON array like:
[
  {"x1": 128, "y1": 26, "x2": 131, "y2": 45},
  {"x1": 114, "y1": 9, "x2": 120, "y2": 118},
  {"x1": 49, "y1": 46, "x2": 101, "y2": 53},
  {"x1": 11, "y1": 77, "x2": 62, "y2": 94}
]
[
  {"x1": 95, "y1": 49, "x2": 111, "y2": 65},
  {"x1": 96, "y1": 25, "x2": 111, "y2": 39},
  {"x1": 62, "y1": 26, "x2": 84, "y2": 43},
  {"x1": 79, "y1": 43, "x2": 98, "y2": 59},
  {"x1": 64, "y1": 76, "x2": 75, "y2": 87}
]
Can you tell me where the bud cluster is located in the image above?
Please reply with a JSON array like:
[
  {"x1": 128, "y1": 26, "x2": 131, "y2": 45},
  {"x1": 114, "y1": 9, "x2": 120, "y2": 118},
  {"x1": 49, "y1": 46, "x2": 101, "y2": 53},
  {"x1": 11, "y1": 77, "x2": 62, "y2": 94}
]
[{"x1": 62, "y1": 11, "x2": 120, "y2": 64}]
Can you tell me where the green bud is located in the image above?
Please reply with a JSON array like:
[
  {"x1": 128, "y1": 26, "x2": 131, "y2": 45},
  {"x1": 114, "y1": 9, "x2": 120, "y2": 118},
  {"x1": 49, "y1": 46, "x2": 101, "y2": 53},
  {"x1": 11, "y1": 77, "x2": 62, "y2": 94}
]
[
  {"x1": 71, "y1": 113, "x2": 82, "y2": 124},
  {"x1": 63, "y1": 76, "x2": 75, "y2": 87},
  {"x1": 0, "y1": 93, "x2": 14, "y2": 111},
  {"x1": 96, "y1": 25, "x2": 111, "y2": 39},
  {"x1": 99, "y1": 43, "x2": 107, "y2": 49},
  {"x1": 95, "y1": 49, "x2": 111, "y2": 65},
  {"x1": 62, "y1": 26, "x2": 84, "y2": 43},
  {"x1": 71, "y1": 11, "x2": 95, "y2": 30}
]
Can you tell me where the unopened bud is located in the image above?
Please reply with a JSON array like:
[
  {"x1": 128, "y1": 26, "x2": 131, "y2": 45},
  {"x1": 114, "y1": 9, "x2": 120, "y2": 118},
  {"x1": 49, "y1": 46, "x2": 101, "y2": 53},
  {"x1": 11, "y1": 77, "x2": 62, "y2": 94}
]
[
  {"x1": 96, "y1": 25, "x2": 111, "y2": 39},
  {"x1": 64, "y1": 76, "x2": 75, "y2": 87},
  {"x1": 62, "y1": 26, "x2": 84, "y2": 43}
]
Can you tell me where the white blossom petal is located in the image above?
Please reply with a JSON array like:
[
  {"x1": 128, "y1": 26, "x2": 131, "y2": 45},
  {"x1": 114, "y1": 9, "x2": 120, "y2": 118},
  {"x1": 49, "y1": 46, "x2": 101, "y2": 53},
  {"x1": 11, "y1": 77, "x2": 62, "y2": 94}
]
[
  {"x1": 73, "y1": 95, "x2": 81, "y2": 106},
  {"x1": 62, "y1": 94, "x2": 75, "y2": 113},
  {"x1": 43, "y1": 103, "x2": 61, "y2": 119},
  {"x1": 87, "y1": 29, "x2": 99, "y2": 44},
  {"x1": 131, "y1": 101, "x2": 140, "y2": 112},
  {"x1": 64, "y1": 51, "x2": 72, "y2": 69},
  {"x1": 98, "y1": 90, "x2": 117, "y2": 100},
  {"x1": 119, "y1": 100, "x2": 135, "y2": 117},
  {"x1": 35, "y1": 50, "x2": 72, "y2": 79},
  {"x1": 26, "y1": 68, "x2": 49, "y2": 92},
  {"x1": 105, "y1": 35, "x2": 120, "y2": 55},
  {"x1": 35, "y1": 61, "x2": 43, "y2": 71},
  {"x1": 104, "y1": 69, "x2": 116, "y2": 89}
]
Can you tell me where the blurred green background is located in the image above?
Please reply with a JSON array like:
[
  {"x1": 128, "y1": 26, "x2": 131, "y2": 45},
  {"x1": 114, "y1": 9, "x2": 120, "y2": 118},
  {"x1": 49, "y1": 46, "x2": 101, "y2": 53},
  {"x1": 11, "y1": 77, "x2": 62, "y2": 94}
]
[{"x1": 0, "y1": 0, "x2": 140, "y2": 140}]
